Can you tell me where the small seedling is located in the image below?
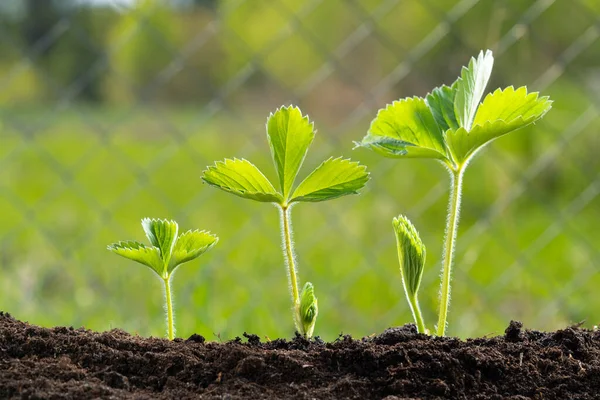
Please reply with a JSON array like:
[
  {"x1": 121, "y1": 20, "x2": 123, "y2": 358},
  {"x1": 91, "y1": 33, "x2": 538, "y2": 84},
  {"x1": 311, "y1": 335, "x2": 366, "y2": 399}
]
[
  {"x1": 393, "y1": 215, "x2": 426, "y2": 334},
  {"x1": 356, "y1": 50, "x2": 552, "y2": 336},
  {"x1": 202, "y1": 105, "x2": 369, "y2": 338},
  {"x1": 108, "y1": 218, "x2": 218, "y2": 340}
]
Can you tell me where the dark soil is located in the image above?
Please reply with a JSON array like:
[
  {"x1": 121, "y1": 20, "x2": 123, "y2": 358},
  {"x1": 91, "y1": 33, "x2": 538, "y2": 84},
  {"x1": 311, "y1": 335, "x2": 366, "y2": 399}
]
[{"x1": 1, "y1": 313, "x2": 599, "y2": 399}]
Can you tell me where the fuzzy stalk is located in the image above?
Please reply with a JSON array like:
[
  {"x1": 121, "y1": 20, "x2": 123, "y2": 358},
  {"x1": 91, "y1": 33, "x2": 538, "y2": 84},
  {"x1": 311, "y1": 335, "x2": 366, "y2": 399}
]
[
  {"x1": 436, "y1": 167, "x2": 464, "y2": 336},
  {"x1": 408, "y1": 294, "x2": 426, "y2": 334},
  {"x1": 163, "y1": 276, "x2": 175, "y2": 340},
  {"x1": 279, "y1": 205, "x2": 302, "y2": 333}
]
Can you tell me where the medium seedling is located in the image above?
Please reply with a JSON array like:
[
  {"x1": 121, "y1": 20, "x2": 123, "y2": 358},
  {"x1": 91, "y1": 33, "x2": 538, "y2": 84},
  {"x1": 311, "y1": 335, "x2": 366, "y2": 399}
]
[
  {"x1": 202, "y1": 105, "x2": 369, "y2": 338},
  {"x1": 108, "y1": 218, "x2": 218, "y2": 340},
  {"x1": 356, "y1": 50, "x2": 552, "y2": 335}
]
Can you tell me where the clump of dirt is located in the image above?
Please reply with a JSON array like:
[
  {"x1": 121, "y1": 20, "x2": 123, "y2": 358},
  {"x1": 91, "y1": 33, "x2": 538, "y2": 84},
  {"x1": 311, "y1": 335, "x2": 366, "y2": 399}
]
[{"x1": 1, "y1": 312, "x2": 599, "y2": 399}]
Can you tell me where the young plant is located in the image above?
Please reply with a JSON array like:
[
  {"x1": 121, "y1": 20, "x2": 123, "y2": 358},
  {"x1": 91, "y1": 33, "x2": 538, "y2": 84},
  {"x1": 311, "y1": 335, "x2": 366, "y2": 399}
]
[
  {"x1": 356, "y1": 50, "x2": 552, "y2": 336},
  {"x1": 202, "y1": 105, "x2": 369, "y2": 338},
  {"x1": 393, "y1": 215, "x2": 426, "y2": 334},
  {"x1": 107, "y1": 218, "x2": 218, "y2": 340}
]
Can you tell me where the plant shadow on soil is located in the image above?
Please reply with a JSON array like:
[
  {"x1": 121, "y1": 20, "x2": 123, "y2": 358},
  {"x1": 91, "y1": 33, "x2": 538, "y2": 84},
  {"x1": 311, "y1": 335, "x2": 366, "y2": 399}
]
[{"x1": 1, "y1": 312, "x2": 599, "y2": 399}]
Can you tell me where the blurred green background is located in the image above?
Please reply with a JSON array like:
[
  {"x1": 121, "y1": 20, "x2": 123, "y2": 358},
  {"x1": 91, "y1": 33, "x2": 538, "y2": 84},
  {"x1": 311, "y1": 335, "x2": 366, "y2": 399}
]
[{"x1": 0, "y1": 0, "x2": 599, "y2": 340}]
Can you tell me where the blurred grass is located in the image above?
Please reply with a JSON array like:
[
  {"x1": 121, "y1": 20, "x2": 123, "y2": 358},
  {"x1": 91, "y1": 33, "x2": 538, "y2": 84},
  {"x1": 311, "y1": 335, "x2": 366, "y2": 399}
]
[{"x1": 0, "y1": 98, "x2": 598, "y2": 341}]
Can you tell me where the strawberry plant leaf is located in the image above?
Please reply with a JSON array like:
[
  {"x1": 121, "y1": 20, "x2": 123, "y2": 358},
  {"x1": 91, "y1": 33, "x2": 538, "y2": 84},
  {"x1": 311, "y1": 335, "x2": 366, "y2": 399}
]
[
  {"x1": 142, "y1": 218, "x2": 178, "y2": 267},
  {"x1": 290, "y1": 157, "x2": 369, "y2": 203},
  {"x1": 426, "y1": 84, "x2": 459, "y2": 132},
  {"x1": 453, "y1": 50, "x2": 494, "y2": 131},
  {"x1": 168, "y1": 230, "x2": 218, "y2": 273},
  {"x1": 202, "y1": 158, "x2": 283, "y2": 203},
  {"x1": 447, "y1": 86, "x2": 552, "y2": 163},
  {"x1": 357, "y1": 97, "x2": 449, "y2": 161},
  {"x1": 298, "y1": 282, "x2": 318, "y2": 339},
  {"x1": 107, "y1": 240, "x2": 164, "y2": 276},
  {"x1": 393, "y1": 215, "x2": 426, "y2": 298},
  {"x1": 266, "y1": 106, "x2": 315, "y2": 200}
]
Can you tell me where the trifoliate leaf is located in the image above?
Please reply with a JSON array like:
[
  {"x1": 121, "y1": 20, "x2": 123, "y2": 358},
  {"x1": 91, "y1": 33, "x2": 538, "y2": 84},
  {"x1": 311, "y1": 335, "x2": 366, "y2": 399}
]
[
  {"x1": 426, "y1": 84, "x2": 459, "y2": 132},
  {"x1": 446, "y1": 86, "x2": 552, "y2": 163},
  {"x1": 202, "y1": 158, "x2": 283, "y2": 203},
  {"x1": 453, "y1": 50, "x2": 494, "y2": 131},
  {"x1": 266, "y1": 106, "x2": 315, "y2": 200},
  {"x1": 290, "y1": 157, "x2": 369, "y2": 203},
  {"x1": 107, "y1": 240, "x2": 163, "y2": 276},
  {"x1": 357, "y1": 97, "x2": 449, "y2": 161},
  {"x1": 142, "y1": 218, "x2": 178, "y2": 267},
  {"x1": 299, "y1": 282, "x2": 318, "y2": 338},
  {"x1": 393, "y1": 215, "x2": 426, "y2": 298},
  {"x1": 168, "y1": 230, "x2": 218, "y2": 274}
]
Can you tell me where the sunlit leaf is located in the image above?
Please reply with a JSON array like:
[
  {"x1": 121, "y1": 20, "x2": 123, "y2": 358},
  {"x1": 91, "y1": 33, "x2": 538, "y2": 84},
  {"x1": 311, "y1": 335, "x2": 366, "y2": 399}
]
[
  {"x1": 299, "y1": 282, "x2": 318, "y2": 338},
  {"x1": 142, "y1": 218, "x2": 178, "y2": 266},
  {"x1": 202, "y1": 158, "x2": 282, "y2": 203},
  {"x1": 266, "y1": 105, "x2": 315, "y2": 200},
  {"x1": 168, "y1": 230, "x2": 218, "y2": 274},
  {"x1": 357, "y1": 97, "x2": 449, "y2": 161},
  {"x1": 426, "y1": 84, "x2": 459, "y2": 132},
  {"x1": 453, "y1": 50, "x2": 494, "y2": 131},
  {"x1": 290, "y1": 157, "x2": 369, "y2": 203},
  {"x1": 446, "y1": 86, "x2": 552, "y2": 163},
  {"x1": 107, "y1": 240, "x2": 163, "y2": 276}
]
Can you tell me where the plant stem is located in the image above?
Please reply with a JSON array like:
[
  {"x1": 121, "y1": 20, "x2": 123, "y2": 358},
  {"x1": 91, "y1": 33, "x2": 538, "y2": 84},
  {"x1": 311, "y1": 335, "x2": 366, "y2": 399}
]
[
  {"x1": 279, "y1": 205, "x2": 301, "y2": 332},
  {"x1": 163, "y1": 277, "x2": 175, "y2": 340},
  {"x1": 436, "y1": 167, "x2": 464, "y2": 336},
  {"x1": 408, "y1": 295, "x2": 426, "y2": 334}
]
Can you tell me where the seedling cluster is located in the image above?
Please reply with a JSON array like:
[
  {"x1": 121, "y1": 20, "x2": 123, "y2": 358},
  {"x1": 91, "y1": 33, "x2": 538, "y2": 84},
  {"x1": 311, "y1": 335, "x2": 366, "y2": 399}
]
[{"x1": 107, "y1": 50, "x2": 551, "y2": 339}]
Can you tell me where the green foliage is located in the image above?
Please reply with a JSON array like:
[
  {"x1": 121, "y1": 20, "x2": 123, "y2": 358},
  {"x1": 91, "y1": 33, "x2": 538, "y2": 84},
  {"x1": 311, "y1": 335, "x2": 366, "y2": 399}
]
[
  {"x1": 356, "y1": 50, "x2": 552, "y2": 169},
  {"x1": 202, "y1": 105, "x2": 369, "y2": 337},
  {"x1": 108, "y1": 218, "x2": 218, "y2": 339},
  {"x1": 357, "y1": 50, "x2": 551, "y2": 336}
]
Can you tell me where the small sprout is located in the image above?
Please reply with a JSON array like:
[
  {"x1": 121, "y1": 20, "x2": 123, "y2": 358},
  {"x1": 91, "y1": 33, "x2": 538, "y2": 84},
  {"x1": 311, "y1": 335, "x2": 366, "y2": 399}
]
[
  {"x1": 203, "y1": 105, "x2": 369, "y2": 337},
  {"x1": 108, "y1": 218, "x2": 218, "y2": 340},
  {"x1": 356, "y1": 50, "x2": 551, "y2": 336},
  {"x1": 393, "y1": 215, "x2": 426, "y2": 334},
  {"x1": 298, "y1": 282, "x2": 318, "y2": 338}
]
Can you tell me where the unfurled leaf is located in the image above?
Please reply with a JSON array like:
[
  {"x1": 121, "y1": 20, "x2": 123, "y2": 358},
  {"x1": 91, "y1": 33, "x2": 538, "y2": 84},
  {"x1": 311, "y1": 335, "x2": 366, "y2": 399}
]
[
  {"x1": 168, "y1": 230, "x2": 218, "y2": 273},
  {"x1": 266, "y1": 106, "x2": 315, "y2": 200},
  {"x1": 446, "y1": 86, "x2": 552, "y2": 163},
  {"x1": 453, "y1": 50, "x2": 494, "y2": 131},
  {"x1": 107, "y1": 240, "x2": 164, "y2": 276},
  {"x1": 357, "y1": 97, "x2": 449, "y2": 161},
  {"x1": 290, "y1": 157, "x2": 369, "y2": 203},
  {"x1": 142, "y1": 218, "x2": 178, "y2": 266},
  {"x1": 426, "y1": 84, "x2": 459, "y2": 132},
  {"x1": 393, "y1": 215, "x2": 426, "y2": 298},
  {"x1": 299, "y1": 282, "x2": 318, "y2": 338},
  {"x1": 202, "y1": 158, "x2": 282, "y2": 203}
]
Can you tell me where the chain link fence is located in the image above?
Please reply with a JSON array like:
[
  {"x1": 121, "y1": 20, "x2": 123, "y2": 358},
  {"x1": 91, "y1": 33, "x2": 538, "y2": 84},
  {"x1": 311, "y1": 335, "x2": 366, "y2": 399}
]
[{"x1": 0, "y1": 0, "x2": 598, "y2": 340}]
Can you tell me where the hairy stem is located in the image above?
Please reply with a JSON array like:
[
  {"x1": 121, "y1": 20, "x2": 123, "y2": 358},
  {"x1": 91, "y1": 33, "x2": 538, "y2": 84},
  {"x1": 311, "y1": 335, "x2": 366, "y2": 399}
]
[
  {"x1": 279, "y1": 205, "x2": 302, "y2": 333},
  {"x1": 436, "y1": 167, "x2": 464, "y2": 336},
  {"x1": 164, "y1": 276, "x2": 175, "y2": 340},
  {"x1": 408, "y1": 295, "x2": 426, "y2": 334}
]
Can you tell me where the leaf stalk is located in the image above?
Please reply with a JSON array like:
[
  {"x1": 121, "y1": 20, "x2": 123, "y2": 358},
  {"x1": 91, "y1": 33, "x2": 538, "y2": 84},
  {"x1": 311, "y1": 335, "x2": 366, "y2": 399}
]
[
  {"x1": 436, "y1": 166, "x2": 464, "y2": 336},
  {"x1": 279, "y1": 205, "x2": 302, "y2": 333},
  {"x1": 164, "y1": 276, "x2": 175, "y2": 340}
]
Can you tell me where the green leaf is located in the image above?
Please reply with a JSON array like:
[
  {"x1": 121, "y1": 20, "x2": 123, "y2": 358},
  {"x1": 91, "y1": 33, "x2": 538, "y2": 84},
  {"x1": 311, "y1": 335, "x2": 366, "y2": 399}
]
[
  {"x1": 357, "y1": 97, "x2": 449, "y2": 161},
  {"x1": 202, "y1": 158, "x2": 283, "y2": 203},
  {"x1": 299, "y1": 282, "x2": 318, "y2": 338},
  {"x1": 393, "y1": 215, "x2": 426, "y2": 298},
  {"x1": 426, "y1": 84, "x2": 459, "y2": 132},
  {"x1": 290, "y1": 157, "x2": 369, "y2": 203},
  {"x1": 446, "y1": 86, "x2": 553, "y2": 163},
  {"x1": 107, "y1": 241, "x2": 163, "y2": 276},
  {"x1": 453, "y1": 49, "x2": 494, "y2": 131},
  {"x1": 266, "y1": 105, "x2": 315, "y2": 200},
  {"x1": 168, "y1": 230, "x2": 218, "y2": 274},
  {"x1": 142, "y1": 218, "x2": 178, "y2": 267}
]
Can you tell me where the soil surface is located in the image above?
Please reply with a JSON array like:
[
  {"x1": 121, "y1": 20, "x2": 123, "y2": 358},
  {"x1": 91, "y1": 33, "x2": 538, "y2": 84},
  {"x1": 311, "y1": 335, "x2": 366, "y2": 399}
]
[{"x1": 1, "y1": 313, "x2": 599, "y2": 399}]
